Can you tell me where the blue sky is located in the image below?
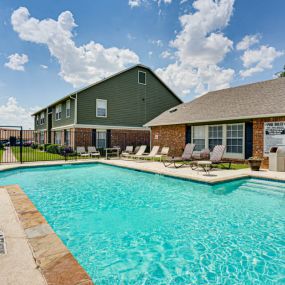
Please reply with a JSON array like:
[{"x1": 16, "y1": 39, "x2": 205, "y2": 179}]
[{"x1": 0, "y1": 0, "x2": 284, "y2": 128}]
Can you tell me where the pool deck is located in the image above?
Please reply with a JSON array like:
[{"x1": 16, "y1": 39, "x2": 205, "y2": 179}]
[
  {"x1": 0, "y1": 158, "x2": 284, "y2": 284},
  {"x1": 0, "y1": 158, "x2": 284, "y2": 184}
]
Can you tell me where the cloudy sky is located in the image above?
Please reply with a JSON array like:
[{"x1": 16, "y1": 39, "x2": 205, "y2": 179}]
[{"x1": 0, "y1": 0, "x2": 284, "y2": 128}]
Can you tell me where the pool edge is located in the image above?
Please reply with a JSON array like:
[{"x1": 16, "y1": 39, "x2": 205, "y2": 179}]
[{"x1": 1, "y1": 184, "x2": 94, "y2": 285}]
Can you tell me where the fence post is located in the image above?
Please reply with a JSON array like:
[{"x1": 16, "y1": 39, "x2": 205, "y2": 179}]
[{"x1": 20, "y1": 127, "x2": 23, "y2": 164}]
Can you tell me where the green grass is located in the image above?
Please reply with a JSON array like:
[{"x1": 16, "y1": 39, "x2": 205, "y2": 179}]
[
  {"x1": 12, "y1": 147, "x2": 64, "y2": 162},
  {"x1": 0, "y1": 149, "x2": 3, "y2": 162},
  {"x1": 214, "y1": 163, "x2": 248, "y2": 170}
]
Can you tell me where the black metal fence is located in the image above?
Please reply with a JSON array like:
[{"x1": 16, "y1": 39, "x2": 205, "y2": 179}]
[{"x1": 0, "y1": 127, "x2": 150, "y2": 164}]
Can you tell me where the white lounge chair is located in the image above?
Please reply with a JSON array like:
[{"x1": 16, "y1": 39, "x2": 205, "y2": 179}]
[
  {"x1": 127, "y1": 145, "x2": 147, "y2": 159},
  {"x1": 77, "y1": 146, "x2": 89, "y2": 157},
  {"x1": 137, "y1": 146, "x2": 160, "y2": 160},
  {"x1": 155, "y1": 147, "x2": 169, "y2": 161},
  {"x1": 121, "y1": 146, "x2": 134, "y2": 158},
  {"x1": 88, "y1": 146, "x2": 100, "y2": 158}
]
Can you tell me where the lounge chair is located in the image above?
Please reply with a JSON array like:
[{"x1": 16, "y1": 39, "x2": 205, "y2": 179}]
[
  {"x1": 121, "y1": 146, "x2": 134, "y2": 158},
  {"x1": 127, "y1": 145, "x2": 147, "y2": 159},
  {"x1": 155, "y1": 147, "x2": 170, "y2": 161},
  {"x1": 136, "y1": 145, "x2": 160, "y2": 160},
  {"x1": 76, "y1": 146, "x2": 89, "y2": 157},
  {"x1": 163, "y1": 143, "x2": 196, "y2": 168},
  {"x1": 192, "y1": 145, "x2": 231, "y2": 171},
  {"x1": 88, "y1": 146, "x2": 100, "y2": 158}
]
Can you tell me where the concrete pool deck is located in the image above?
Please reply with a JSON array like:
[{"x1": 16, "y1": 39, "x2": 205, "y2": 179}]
[
  {"x1": 0, "y1": 158, "x2": 284, "y2": 284},
  {"x1": 0, "y1": 158, "x2": 284, "y2": 184}
]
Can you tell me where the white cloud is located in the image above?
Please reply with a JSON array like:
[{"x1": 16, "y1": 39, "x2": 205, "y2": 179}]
[
  {"x1": 11, "y1": 7, "x2": 139, "y2": 87},
  {"x1": 236, "y1": 34, "x2": 260, "y2": 50},
  {"x1": 128, "y1": 0, "x2": 171, "y2": 8},
  {"x1": 128, "y1": 0, "x2": 141, "y2": 8},
  {"x1": 40, "y1": 64, "x2": 48, "y2": 69},
  {"x1": 148, "y1": 51, "x2": 153, "y2": 57},
  {"x1": 160, "y1": 50, "x2": 172, "y2": 59},
  {"x1": 5, "y1": 53, "x2": 28, "y2": 71},
  {"x1": 149, "y1": 39, "x2": 164, "y2": 47},
  {"x1": 156, "y1": 0, "x2": 235, "y2": 97},
  {"x1": 240, "y1": 45, "x2": 284, "y2": 77},
  {"x1": 0, "y1": 97, "x2": 38, "y2": 129}
]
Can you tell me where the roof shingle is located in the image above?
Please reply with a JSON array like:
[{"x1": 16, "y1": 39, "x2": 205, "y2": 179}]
[{"x1": 145, "y1": 77, "x2": 285, "y2": 126}]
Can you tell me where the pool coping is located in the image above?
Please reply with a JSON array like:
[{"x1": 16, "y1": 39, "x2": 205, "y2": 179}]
[
  {"x1": 0, "y1": 159, "x2": 285, "y2": 185},
  {"x1": 1, "y1": 184, "x2": 94, "y2": 285}
]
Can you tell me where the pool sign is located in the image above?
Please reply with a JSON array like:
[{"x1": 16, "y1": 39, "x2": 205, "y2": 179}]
[{"x1": 264, "y1": 121, "x2": 285, "y2": 155}]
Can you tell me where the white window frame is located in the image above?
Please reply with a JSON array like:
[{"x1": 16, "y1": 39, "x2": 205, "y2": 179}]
[
  {"x1": 55, "y1": 104, "x2": 62, "y2": 121},
  {"x1": 138, "y1": 71, "x2": 146, "y2": 85},
  {"x1": 226, "y1": 123, "x2": 244, "y2": 155},
  {"x1": 208, "y1": 125, "x2": 223, "y2": 151},
  {"x1": 192, "y1": 125, "x2": 206, "y2": 151},
  {"x1": 66, "y1": 100, "x2": 71, "y2": 118},
  {"x1": 55, "y1": 131, "x2": 62, "y2": 145},
  {"x1": 96, "y1": 130, "x2": 107, "y2": 148},
  {"x1": 36, "y1": 115, "x2": 39, "y2": 126},
  {"x1": 96, "y1": 99, "x2": 107, "y2": 118},
  {"x1": 40, "y1": 112, "x2": 45, "y2": 125},
  {"x1": 40, "y1": 131, "x2": 45, "y2": 144}
]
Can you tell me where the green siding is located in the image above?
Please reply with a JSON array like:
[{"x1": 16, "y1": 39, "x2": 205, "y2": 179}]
[
  {"x1": 52, "y1": 99, "x2": 75, "y2": 128},
  {"x1": 77, "y1": 67, "x2": 181, "y2": 127},
  {"x1": 34, "y1": 110, "x2": 47, "y2": 131}
]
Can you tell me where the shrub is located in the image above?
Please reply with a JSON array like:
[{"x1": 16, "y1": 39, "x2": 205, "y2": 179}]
[
  {"x1": 44, "y1": 144, "x2": 51, "y2": 151},
  {"x1": 31, "y1": 143, "x2": 38, "y2": 149},
  {"x1": 58, "y1": 146, "x2": 74, "y2": 156},
  {"x1": 38, "y1": 144, "x2": 44, "y2": 151},
  {"x1": 46, "y1": 144, "x2": 60, "y2": 154},
  {"x1": 0, "y1": 143, "x2": 4, "y2": 150}
]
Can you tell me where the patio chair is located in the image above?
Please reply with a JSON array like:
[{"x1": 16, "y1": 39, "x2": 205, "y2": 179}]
[
  {"x1": 76, "y1": 146, "x2": 89, "y2": 157},
  {"x1": 155, "y1": 147, "x2": 170, "y2": 162},
  {"x1": 136, "y1": 146, "x2": 160, "y2": 161},
  {"x1": 163, "y1": 143, "x2": 196, "y2": 168},
  {"x1": 87, "y1": 146, "x2": 100, "y2": 158},
  {"x1": 192, "y1": 145, "x2": 231, "y2": 171},
  {"x1": 127, "y1": 145, "x2": 147, "y2": 159},
  {"x1": 121, "y1": 146, "x2": 134, "y2": 158}
]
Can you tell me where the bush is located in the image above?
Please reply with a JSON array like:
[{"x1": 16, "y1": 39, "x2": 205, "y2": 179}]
[
  {"x1": 31, "y1": 143, "x2": 38, "y2": 149},
  {"x1": 44, "y1": 144, "x2": 51, "y2": 151},
  {"x1": 0, "y1": 143, "x2": 4, "y2": 150},
  {"x1": 58, "y1": 146, "x2": 74, "y2": 156},
  {"x1": 46, "y1": 144, "x2": 60, "y2": 154},
  {"x1": 38, "y1": 144, "x2": 44, "y2": 151}
]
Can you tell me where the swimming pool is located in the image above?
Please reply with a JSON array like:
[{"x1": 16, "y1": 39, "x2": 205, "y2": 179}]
[{"x1": 0, "y1": 163, "x2": 284, "y2": 284}]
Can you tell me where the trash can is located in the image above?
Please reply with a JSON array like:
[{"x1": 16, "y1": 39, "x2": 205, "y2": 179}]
[{"x1": 269, "y1": 146, "x2": 285, "y2": 172}]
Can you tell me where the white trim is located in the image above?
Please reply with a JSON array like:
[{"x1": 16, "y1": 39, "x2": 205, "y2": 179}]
[
  {"x1": 66, "y1": 100, "x2": 71, "y2": 118},
  {"x1": 138, "y1": 70, "x2": 146, "y2": 85},
  {"x1": 55, "y1": 104, "x2": 62, "y2": 121},
  {"x1": 96, "y1": 99, "x2": 107, "y2": 118},
  {"x1": 51, "y1": 124, "x2": 150, "y2": 131}
]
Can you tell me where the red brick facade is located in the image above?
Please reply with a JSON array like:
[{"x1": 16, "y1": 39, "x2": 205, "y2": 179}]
[
  {"x1": 151, "y1": 124, "x2": 186, "y2": 156},
  {"x1": 253, "y1": 116, "x2": 285, "y2": 168},
  {"x1": 110, "y1": 129, "x2": 150, "y2": 150}
]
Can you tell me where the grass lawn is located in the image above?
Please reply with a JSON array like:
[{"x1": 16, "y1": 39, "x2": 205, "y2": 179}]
[
  {"x1": 12, "y1": 147, "x2": 64, "y2": 162},
  {"x1": 0, "y1": 149, "x2": 3, "y2": 162}
]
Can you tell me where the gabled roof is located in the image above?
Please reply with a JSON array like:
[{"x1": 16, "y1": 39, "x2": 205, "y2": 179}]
[
  {"x1": 32, "y1": 64, "x2": 182, "y2": 116},
  {"x1": 145, "y1": 77, "x2": 285, "y2": 127}
]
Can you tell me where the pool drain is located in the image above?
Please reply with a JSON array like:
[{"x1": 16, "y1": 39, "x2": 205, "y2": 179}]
[{"x1": 0, "y1": 231, "x2": 6, "y2": 255}]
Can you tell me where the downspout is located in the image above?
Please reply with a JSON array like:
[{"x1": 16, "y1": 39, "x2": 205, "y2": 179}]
[{"x1": 69, "y1": 93, "x2": 77, "y2": 148}]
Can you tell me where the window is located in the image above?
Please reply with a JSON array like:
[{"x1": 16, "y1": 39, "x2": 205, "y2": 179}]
[
  {"x1": 96, "y1": 99, "x2": 107, "y2": 118},
  {"x1": 66, "y1": 100, "x2": 71, "y2": 118},
  {"x1": 193, "y1": 126, "x2": 205, "y2": 151},
  {"x1": 64, "y1": 130, "x2": 70, "y2": 146},
  {"x1": 55, "y1": 131, "x2": 62, "y2": 145},
  {"x1": 208, "y1": 125, "x2": 223, "y2": 150},
  {"x1": 36, "y1": 115, "x2": 39, "y2": 126},
  {"x1": 96, "y1": 131, "x2": 107, "y2": 148},
  {"x1": 40, "y1": 131, "x2": 45, "y2": 144},
  {"x1": 138, "y1": 71, "x2": 146, "y2": 85},
  {"x1": 40, "y1": 112, "x2": 45, "y2": 125},
  {"x1": 55, "y1": 104, "x2": 62, "y2": 121},
  {"x1": 226, "y1": 124, "x2": 243, "y2": 153}
]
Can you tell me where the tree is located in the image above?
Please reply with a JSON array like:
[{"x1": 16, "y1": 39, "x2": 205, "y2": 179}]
[{"x1": 276, "y1": 65, "x2": 285, "y2": 77}]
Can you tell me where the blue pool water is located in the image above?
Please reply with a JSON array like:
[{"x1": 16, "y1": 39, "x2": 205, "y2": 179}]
[{"x1": 0, "y1": 164, "x2": 284, "y2": 284}]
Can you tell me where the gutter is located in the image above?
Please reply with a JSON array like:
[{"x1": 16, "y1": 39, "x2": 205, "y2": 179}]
[{"x1": 69, "y1": 93, "x2": 77, "y2": 125}]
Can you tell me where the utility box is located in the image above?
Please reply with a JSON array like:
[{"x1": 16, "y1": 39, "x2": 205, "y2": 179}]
[{"x1": 269, "y1": 146, "x2": 285, "y2": 172}]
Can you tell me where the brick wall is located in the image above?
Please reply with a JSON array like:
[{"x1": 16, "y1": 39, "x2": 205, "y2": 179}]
[
  {"x1": 253, "y1": 116, "x2": 285, "y2": 168},
  {"x1": 110, "y1": 129, "x2": 150, "y2": 150},
  {"x1": 151, "y1": 124, "x2": 186, "y2": 156},
  {"x1": 74, "y1": 128, "x2": 93, "y2": 148}
]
